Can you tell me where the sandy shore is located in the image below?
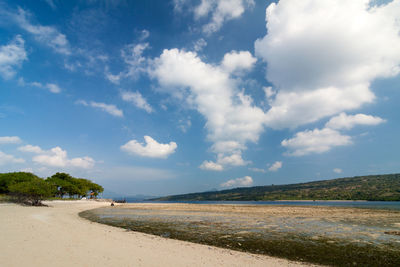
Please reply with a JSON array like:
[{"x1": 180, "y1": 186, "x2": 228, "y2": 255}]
[{"x1": 0, "y1": 201, "x2": 313, "y2": 267}]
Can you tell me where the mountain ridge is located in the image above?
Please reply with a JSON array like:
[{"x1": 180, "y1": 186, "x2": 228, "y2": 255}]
[{"x1": 152, "y1": 174, "x2": 400, "y2": 201}]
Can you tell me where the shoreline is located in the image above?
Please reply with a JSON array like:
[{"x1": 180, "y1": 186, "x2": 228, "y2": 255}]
[
  {"x1": 81, "y1": 202, "x2": 400, "y2": 266},
  {"x1": 0, "y1": 200, "x2": 314, "y2": 267}
]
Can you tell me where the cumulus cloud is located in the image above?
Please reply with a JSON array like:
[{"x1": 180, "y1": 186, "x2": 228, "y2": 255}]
[
  {"x1": 151, "y1": 48, "x2": 263, "y2": 169},
  {"x1": 194, "y1": 0, "x2": 255, "y2": 34},
  {"x1": 326, "y1": 112, "x2": 386, "y2": 130},
  {"x1": 199, "y1": 151, "x2": 249, "y2": 171},
  {"x1": 220, "y1": 175, "x2": 253, "y2": 188},
  {"x1": 19, "y1": 145, "x2": 95, "y2": 169},
  {"x1": 0, "y1": 136, "x2": 22, "y2": 144},
  {"x1": 268, "y1": 161, "x2": 282, "y2": 172},
  {"x1": 0, "y1": 35, "x2": 27, "y2": 79},
  {"x1": 264, "y1": 86, "x2": 375, "y2": 129},
  {"x1": 221, "y1": 50, "x2": 257, "y2": 73},
  {"x1": 281, "y1": 128, "x2": 352, "y2": 156},
  {"x1": 216, "y1": 153, "x2": 249, "y2": 166},
  {"x1": 18, "y1": 144, "x2": 44, "y2": 153},
  {"x1": 14, "y1": 7, "x2": 70, "y2": 55},
  {"x1": 282, "y1": 111, "x2": 386, "y2": 156},
  {"x1": 199, "y1": 160, "x2": 224, "y2": 171},
  {"x1": 121, "y1": 136, "x2": 177, "y2": 159},
  {"x1": 76, "y1": 100, "x2": 123, "y2": 117},
  {"x1": 0, "y1": 151, "x2": 25, "y2": 165},
  {"x1": 121, "y1": 91, "x2": 153, "y2": 113},
  {"x1": 255, "y1": 0, "x2": 400, "y2": 129},
  {"x1": 33, "y1": 147, "x2": 94, "y2": 168}
]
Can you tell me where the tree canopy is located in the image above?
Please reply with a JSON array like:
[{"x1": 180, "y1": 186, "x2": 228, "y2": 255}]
[{"x1": 0, "y1": 172, "x2": 104, "y2": 205}]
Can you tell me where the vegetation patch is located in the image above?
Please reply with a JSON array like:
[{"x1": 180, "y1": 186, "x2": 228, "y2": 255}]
[
  {"x1": 0, "y1": 172, "x2": 103, "y2": 206},
  {"x1": 153, "y1": 174, "x2": 400, "y2": 201}
]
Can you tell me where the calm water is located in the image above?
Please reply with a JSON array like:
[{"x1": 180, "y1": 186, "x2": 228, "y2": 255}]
[{"x1": 123, "y1": 200, "x2": 400, "y2": 210}]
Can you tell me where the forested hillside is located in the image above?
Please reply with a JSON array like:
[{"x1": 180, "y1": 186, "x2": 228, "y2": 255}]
[{"x1": 153, "y1": 174, "x2": 400, "y2": 201}]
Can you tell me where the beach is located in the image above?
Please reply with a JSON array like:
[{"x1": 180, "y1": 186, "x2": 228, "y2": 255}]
[
  {"x1": 81, "y1": 203, "x2": 400, "y2": 266},
  {"x1": 0, "y1": 201, "x2": 312, "y2": 267}
]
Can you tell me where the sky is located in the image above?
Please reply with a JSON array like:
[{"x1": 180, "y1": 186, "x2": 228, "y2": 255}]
[{"x1": 1, "y1": 0, "x2": 400, "y2": 197}]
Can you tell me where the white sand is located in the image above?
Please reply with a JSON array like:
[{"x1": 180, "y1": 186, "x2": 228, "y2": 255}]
[{"x1": 0, "y1": 201, "x2": 314, "y2": 267}]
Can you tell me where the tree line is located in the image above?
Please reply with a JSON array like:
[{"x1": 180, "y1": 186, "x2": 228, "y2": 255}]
[{"x1": 0, "y1": 172, "x2": 104, "y2": 206}]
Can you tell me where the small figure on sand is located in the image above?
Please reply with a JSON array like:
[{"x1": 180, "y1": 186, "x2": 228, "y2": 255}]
[{"x1": 111, "y1": 202, "x2": 114, "y2": 207}]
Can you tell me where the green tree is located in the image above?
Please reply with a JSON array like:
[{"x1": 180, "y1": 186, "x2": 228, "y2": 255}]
[
  {"x1": 9, "y1": 178, "x2": 55, "y2": 206},
  {"x1": 0, "y1": 172, "x2": 39, "y2": 194}
]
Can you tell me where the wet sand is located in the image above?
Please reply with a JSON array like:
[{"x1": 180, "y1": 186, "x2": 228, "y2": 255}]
[{"x1": 0, "y1": 201, "x2": 313, "y2": 267}]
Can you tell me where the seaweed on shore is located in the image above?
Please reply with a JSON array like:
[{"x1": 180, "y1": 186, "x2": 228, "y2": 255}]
[{"x1": 79, "y1": 208, "x2": 400, "y2": 267}]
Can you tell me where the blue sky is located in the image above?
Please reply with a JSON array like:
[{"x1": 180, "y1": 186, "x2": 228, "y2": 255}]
[{"x1": 1, "y1": 0, "x2": 400, "y2": 196}]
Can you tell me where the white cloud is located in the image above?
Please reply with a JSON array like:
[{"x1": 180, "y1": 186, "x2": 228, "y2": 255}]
[
  {"x1": 220, "y1": 175, "x2": 253, "y2": 188},
  {"x1": 68, "y1": 156, "x2": 96, "y2": 169},
  {"x1": 45, "y1": 83, "x2": 62, "y2": 93},
  {"x1": 199, "y1": 152, "x2": 248, "y2": 171},
  {"x1": 263, "y1": 86, "x2": 276, "y2": 99},
  {"x1": 193, "y1": 38, "x2": 207, "y2": 52},
  {"x1": 151, "y1": 48, "x2": 265, "y2": 168},
  {"x1": 268, "y1": 161, "x2": 282, "y2": 172},
  {"x1": 255, "y1": 0, "x2": 400, "y2": 129},
  {"x1": 139, "y1": 29, "x2": 150, "y2": 41},
  {"x1": 221, "y1": 50, "x2": 256, "y2": 73},
  {"x1": 106, "y1": 42, "x2": 149, "y2": 83},
  {"x1": 264, "y1": 85, "x2": 375, "y2": 130},
  {"x1": 121, "y1": 136, "x2": 177, "y2": 159},
  {"x1": 14, "y1": 7, "x2": 70, "y2": 55},
  {"x1": 282, "y1": 113, "x2": 386, "y2": 157},
  {"x1": 0, "y1": 35, "x2": 27, "y2": 79},
  {"x1": 19, "y1": 78, "x2": 62, "y2": 93},
  {"x1": 104, "y1": 71, "x2": 122, "y2": 84},
  {"x1": 211, "y1": 141, "x2": 245, "y2": 154},
  {"x1": 178, "y1": 118, "x2": 192, "y2": 133},
  {"x1": 122, "y1": 42, "x2": 149, "y2": 78},
  {"x1": 0, "y1": 136, "x2": 22, "y2": 144},
  {"x1": 282, "y1": 128, "x2": 352, "y2": 156},
  {"x1": 77, "y1": 100, "x2": 123, "y2": 117},
  {"x1": 0, "y1": 151, "x2": 25, "y2": 165},
  {"x1": 333, "y1": 168, "x2": 343, "y2": 174},
  {"x1": 75, "y1": 99, "x2": 88, "y2": 106},
  {"x1": 173, "y1": 0, "x2": 186, "y2": 12},
  {"x1": 199, "y1": 160, "x2": 224, "y2": 171},
  {"x1": 121, "y1": 91, "x2": 153, "y2": 113},
  {"x1": 217, "y1": 152, "x2": 249, "y2": 166},
  {"x1": 195, "y1": 0, "x2": 255, "y2": 34},
  {"x1": 326, "y1": 112, "x2": 386, "y2": 130},
  {"x1": 25, "y1": 146, "x2": 95, "y2": 169},
  {"x1": 90, "y1": 101, "x2": 123, "y2": 117},
  {"x1": 18, "y1": 144, "x2": 44, "y2": 153}
]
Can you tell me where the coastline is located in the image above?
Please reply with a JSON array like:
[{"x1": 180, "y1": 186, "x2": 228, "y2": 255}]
[{"x1": 0, "y1": 200, "x2": 314, "y2": 267}]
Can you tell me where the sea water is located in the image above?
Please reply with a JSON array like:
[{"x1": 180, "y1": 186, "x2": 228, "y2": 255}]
[{"x1": 124, "y1": 200, "x2": 400, "y2": 210}]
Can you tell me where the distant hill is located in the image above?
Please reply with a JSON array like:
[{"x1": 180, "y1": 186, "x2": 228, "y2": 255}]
[{"x1": 152, "y1": 174, "x2": 400, "y2": 201}]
